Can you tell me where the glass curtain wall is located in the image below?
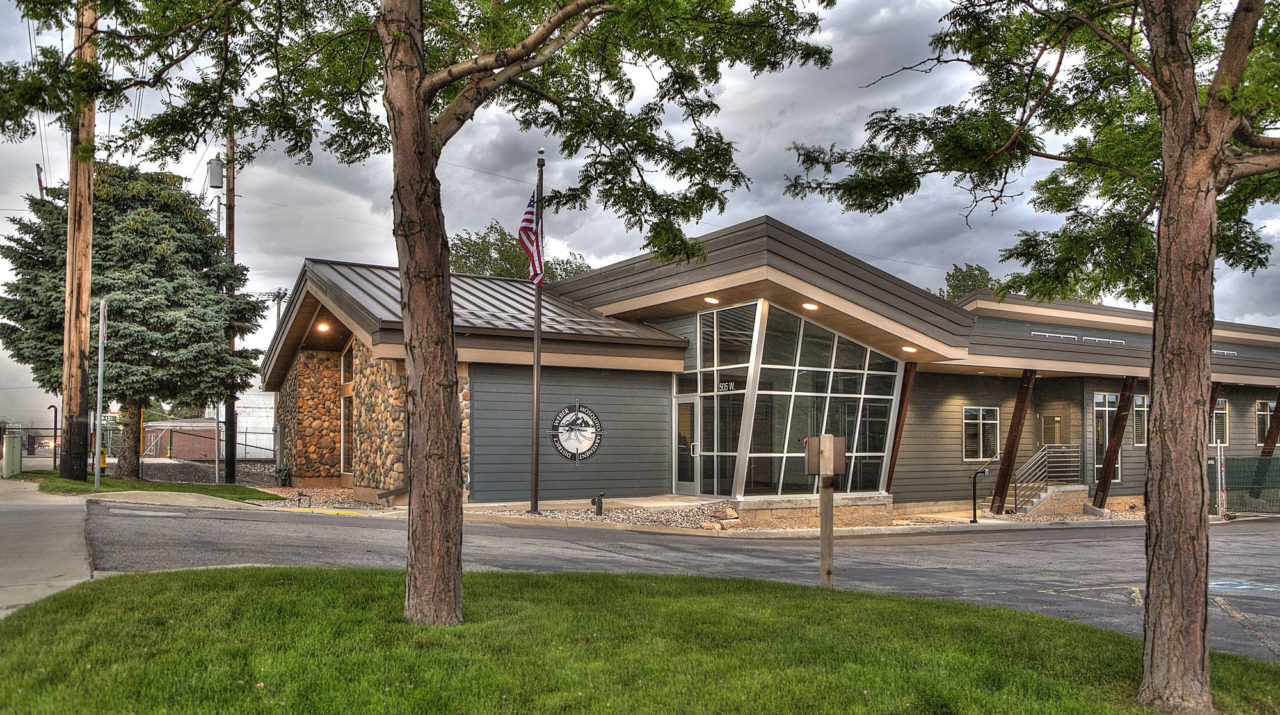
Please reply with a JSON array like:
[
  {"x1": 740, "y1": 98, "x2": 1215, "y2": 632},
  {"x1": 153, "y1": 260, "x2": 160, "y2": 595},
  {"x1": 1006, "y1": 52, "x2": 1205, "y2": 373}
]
[{"x1": 677, "y1": 300, "x2": 900, "y2": 497}]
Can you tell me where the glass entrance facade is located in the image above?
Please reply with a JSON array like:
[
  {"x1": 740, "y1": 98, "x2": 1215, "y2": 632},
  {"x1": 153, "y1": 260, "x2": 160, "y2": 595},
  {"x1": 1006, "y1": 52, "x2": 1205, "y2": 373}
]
[{"x1": 675, "y1": 300, "x2": 902, "y2": 497}]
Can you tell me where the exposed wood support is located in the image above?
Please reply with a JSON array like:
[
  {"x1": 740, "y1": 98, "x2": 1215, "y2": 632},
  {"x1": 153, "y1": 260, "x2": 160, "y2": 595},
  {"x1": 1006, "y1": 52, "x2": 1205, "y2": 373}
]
[
  {"x1": 883, "y1": 361, "x2": 917, "y2": 492},
  {"x1": 1093, "y1": 376, "x2": 1137, "y2": 509},
  {"x1": 1261, "y1": 388, "x2": 1280, "y2": 457},
  {"x1": 989, "y1": 369, "x2": 1037, "y2": 514}
]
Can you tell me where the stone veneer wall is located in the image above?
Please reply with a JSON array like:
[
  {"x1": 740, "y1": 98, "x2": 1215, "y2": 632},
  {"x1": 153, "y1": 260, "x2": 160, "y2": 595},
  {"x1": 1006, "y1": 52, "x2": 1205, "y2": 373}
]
[
  {"x1": 277, "y1": 350, "x2": 341, "y2": 478},
  {"x1": 350, "y1": 340, "x2": 407, "y2": 490},
  {"x1": 346, "y1": 343, "x2": 472, "y2": 497}
]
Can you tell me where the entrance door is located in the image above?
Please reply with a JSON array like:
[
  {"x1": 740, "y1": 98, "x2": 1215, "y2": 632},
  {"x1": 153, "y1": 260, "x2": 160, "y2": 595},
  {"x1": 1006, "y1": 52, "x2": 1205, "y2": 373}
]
[
  {"x1": 1040, "y1": 413, "x2": 1065, "y2": 446},
  {"x1": 674, "y1": 397, "x2": 699, "y2": 495}
]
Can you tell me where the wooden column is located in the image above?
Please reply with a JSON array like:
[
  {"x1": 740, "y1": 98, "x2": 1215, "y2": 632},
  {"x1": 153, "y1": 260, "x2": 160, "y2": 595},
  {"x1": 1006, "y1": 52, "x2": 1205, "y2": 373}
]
[
  {"x1": 989, "y1": 369, "x2": 1036, "y2": 514},
  {"x1": 883, "y1": 361, "x2": 916, "y2": 492},
  {"x1": 58, "y1": 0, "x2": 97, "y2": 482},
  {"x1": 1092, "y1": 376, "x2": 1137, "y2": 509},
  {"x1": 1260, "y1": 389, "x2": 1280, "y2": 457}
]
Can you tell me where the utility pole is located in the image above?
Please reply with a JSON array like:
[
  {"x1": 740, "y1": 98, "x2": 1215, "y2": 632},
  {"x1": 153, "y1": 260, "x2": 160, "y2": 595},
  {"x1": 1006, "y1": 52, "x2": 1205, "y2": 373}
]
[
  {"x1": 223, "y1": 132, "x2": 237, "y2": 484},
  {"x1": 59, "y1": 0, "x2": 97, "y2": 481}
]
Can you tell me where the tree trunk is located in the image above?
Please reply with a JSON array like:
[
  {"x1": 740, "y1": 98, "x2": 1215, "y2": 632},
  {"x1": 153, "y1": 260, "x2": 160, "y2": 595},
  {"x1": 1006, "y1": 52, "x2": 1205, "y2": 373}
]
[
  {"x1": 380, "y1": 0, "x2": 465, "y2": 626},
  {"x1": 115, "y1": 399, "x2": 143, "y2": 479}
]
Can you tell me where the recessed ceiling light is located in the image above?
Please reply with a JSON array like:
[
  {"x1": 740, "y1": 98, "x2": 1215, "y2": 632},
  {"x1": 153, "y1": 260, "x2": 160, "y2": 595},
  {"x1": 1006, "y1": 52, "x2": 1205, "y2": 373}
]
[
  {"x1": 901, "y1": 346, "x2": 918, "y2": 353},
  {"x1": 977, "y1": 371, "x2": 985, "y2": 375},
  {"x1": 703, "y1": 297, "x2": 720, "y2": 305},
  {"x1": 316, "y1": 323, "x2": 331, "y2": 332},
  {"x1": 801, "y1": 303, "x2": 818, "y2": 311}
]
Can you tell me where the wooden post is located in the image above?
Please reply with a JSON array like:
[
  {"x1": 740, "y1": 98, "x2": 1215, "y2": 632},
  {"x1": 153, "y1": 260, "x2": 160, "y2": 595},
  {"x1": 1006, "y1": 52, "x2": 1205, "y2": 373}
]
[
  {"x1": 883, "y1": 361, "x2": 916, "y2": 492},
  {"x1": 1092, "y1": 376, "x2": 1137, "y2": 509},
  {"x1": 223, "y1": 132, "x2": 237, "y2": 484},
  {"x1": 1260, "y1": 389, "x2": 1280, "y2": 457},
  {"x1": 989, "y1": 369, "x2": 1036, "y2": 514},
  {"x1": 815, "y1": 434, "x2": 840, "y2": 589},
  {"x1": 58, "y1": 0, "x2": 97, "y2": 482}
]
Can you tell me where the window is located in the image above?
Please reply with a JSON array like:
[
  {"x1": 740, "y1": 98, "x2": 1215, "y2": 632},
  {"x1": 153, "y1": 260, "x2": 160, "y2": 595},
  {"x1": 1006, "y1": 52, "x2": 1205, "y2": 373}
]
[
  {"x1": 340, "y1": 394, "x2": 354, "y2": 473},
  {"x1": 1257, "y1": 400, "x2": 1276, "y2": 446},
  {"x1": 1094, "y1": 393, "x2": 1121, "y2": 482},
  {"x1": 1210, "y1": 398, "x2": 1229, "y2": 446},
  {"x1": 340, "y1": 342, "x2": 354, "y2": 384},
  {"x1": 1212, "y1": 349, "x2": 1238, "y2": 357},
  {"x1": 1133, "y1": 394, "x2": 1150, "y2": 446},
  {"x1": 963, "y1": 407, "x2": 999, "y2": 460}
]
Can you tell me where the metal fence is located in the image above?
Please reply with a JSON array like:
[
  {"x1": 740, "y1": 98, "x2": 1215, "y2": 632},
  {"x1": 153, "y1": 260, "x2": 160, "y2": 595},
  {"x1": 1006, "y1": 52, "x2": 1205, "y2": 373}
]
[
  {"x1": 1209, "y1": 456, "x2": 1280, "y2": 515},
  {"x1": 0, "y1": 425, "x2": 274, "y2": 463}
]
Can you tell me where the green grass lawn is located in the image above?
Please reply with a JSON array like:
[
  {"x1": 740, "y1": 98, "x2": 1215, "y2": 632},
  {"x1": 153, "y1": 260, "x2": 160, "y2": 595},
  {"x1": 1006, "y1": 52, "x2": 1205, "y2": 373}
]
[
  {"x1": 12, "y1": 469, "x2": 283, "y2": 503},
  {"x1": 1, "y1": 570, "x2": 1276, "y2": 713}
]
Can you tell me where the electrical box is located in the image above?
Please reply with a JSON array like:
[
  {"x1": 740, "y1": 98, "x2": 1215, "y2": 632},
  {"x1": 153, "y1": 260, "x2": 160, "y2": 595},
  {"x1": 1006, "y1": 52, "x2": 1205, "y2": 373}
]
[
  {"x1": 2, "y1": 431, "x2": 23, "y2": 478},
  {"x1": 805, "y1": 434, "x2": 846, "y2": 476}
]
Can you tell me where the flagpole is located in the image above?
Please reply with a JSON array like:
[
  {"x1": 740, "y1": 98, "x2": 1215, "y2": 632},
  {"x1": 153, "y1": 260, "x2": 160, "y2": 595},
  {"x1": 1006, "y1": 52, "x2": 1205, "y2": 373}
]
[{"x1": 529, "y1": 149, "x2": 545, "y2": 514}]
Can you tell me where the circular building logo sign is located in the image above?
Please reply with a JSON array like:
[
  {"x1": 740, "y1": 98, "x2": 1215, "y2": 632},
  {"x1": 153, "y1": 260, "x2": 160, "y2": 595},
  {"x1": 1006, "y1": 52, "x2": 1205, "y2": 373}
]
[{"x1": 551, "y1": 403, "x2": 603, "y2": 461}]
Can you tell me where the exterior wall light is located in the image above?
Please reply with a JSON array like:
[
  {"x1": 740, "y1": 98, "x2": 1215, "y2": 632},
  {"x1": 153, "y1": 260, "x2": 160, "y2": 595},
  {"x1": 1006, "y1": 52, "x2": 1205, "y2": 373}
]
[
  {"x1": 901, "y1": 346, "x2": 918, "y2": 353},
  {"x1": 801, "y1": 303, "x2": 819, "y2": 311},
  {"x1": 316, "y1": 323, "x2": 331, "y2": 332},
  {"x1": 703, "y1": 297, "x2": 720, "y2": 304}
]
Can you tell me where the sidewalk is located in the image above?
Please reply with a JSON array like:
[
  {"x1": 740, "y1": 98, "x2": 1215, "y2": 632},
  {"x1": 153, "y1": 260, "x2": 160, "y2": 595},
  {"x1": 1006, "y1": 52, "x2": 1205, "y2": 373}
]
[{"x1": 0, "y1": 478, "x2": 92, "y2": 619}]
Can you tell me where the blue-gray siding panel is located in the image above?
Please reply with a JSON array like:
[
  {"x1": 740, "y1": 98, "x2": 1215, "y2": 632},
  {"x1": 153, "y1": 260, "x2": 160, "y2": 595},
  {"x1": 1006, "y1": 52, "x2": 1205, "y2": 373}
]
[{"x1": 470, "y1": 364, "x2": 672, "y2": 502}]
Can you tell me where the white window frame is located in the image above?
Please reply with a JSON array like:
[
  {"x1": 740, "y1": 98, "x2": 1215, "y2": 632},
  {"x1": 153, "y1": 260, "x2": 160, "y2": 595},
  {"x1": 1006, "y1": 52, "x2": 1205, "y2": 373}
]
[
  {"x1": 1132, "y1": 394, "x2": 1150, "y2": 447},
  {"x1": 962, "y1": 406, "x2": 1000, "y2": 461},
  {"x1": 1210, "y1": 398, "x2": 1229, "y2": 446},
  {"x1": 1093, "y1": 392, "x2": 1121, "y2": 483},
  {"x1": 1257, "y1": 400, "x2": 1276, "y2": 447}
]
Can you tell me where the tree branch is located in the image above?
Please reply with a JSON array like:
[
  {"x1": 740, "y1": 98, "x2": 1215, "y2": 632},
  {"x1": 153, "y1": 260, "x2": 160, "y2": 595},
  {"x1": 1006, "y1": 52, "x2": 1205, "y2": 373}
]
[
  {"x1": 422, "y1": 0, "x2": 611, "y2": 94},
  {"x1": 1220, "y1": 150, "x2": 1280, "y2": 188},
  {"x1": 1028, "y1": 149, "x2": 1150, "y2": 184},
  {"x1": 429, "y1": 7, "x2": 610, "y2": 145},
  {"x1": 1204, "y1": 0, "x2": 1266, "y2": 130},
  {"x1": 1233, "y1": 118, "x2": 1280, "y2": 151}
]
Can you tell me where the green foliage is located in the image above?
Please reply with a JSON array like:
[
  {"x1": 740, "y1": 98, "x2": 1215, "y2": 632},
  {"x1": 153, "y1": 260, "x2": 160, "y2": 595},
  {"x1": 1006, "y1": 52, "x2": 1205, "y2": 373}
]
[
  {"x1": 2, "y1": 569, "x2": 1279, "y2": 712},
  {"x1": 1, "y1": 0, "x2": 833, "y2": 262},
  {"x1": 936, "y1": 263, "x2": 1001, "y2": 302},
  {"x1": 0, "y1": 162, "x2": 266, "y2": 409},
  {"x1": 449, "y1": 219, "x2": 591, "y2": 283},
  {"x1": 786, "y1": 1, "x2": 1280, "y2": 303}
]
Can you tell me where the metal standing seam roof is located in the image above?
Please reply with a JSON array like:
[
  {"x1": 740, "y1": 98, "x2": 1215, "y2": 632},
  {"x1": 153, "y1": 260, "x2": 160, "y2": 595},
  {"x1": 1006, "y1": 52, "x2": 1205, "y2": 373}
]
[{"x1": 304, "y1": 259, "x2": 687, "y2": 346}]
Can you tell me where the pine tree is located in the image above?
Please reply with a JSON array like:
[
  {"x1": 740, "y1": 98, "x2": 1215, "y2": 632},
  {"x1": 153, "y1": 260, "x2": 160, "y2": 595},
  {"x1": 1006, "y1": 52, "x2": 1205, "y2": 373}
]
[{"x1": 0, "y1": 162, "x2": 266, "y2": 477}]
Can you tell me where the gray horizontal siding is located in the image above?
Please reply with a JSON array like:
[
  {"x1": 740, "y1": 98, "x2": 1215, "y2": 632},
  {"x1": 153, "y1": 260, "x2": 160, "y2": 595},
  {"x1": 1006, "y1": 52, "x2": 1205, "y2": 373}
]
[
  {"x1": 891, "y1": 373, "x2": 1038, "y2": 503},
  {"x1": 470, "y1": 364, "x2": 672, "y2": 502}
]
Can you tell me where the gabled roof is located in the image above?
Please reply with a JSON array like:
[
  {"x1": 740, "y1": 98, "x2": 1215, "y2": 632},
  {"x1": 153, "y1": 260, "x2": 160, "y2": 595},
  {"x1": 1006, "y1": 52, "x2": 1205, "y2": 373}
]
[{"x1": 261, "y1": 259, "x2": 686, "y2": 391}]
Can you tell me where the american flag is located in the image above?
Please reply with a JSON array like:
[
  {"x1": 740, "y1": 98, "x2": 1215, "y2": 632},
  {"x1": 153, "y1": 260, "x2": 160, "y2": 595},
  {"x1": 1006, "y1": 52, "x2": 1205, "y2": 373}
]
[{"x1": 517, "y1": 193, "x2": 545, "y2": 285}]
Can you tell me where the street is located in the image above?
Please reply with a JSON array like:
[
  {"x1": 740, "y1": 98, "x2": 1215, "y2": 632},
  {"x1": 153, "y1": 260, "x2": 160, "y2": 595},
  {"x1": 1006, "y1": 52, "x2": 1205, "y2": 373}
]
[{"x1": 85, "y1": 502, "x2": 1280, "y2": 663}]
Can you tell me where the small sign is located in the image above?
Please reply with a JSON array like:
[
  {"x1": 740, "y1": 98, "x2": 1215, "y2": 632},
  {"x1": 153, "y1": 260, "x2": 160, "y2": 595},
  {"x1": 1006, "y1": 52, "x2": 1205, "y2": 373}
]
[
  {"x1": 550, "y1": 403, "x2": 603, "y2": 461},
  {"x1": 717, "y1": 381, "x2": 737, "y2": 392}
]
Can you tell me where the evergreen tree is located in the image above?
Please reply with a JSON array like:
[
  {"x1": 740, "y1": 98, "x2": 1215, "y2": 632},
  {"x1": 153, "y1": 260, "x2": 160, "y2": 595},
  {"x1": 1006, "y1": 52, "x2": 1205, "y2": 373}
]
[
  {"x1": 0, "y1": 162, "x2": 266, "y2": 478},
  {"x1": 450, "y1": 220, "x2": 592, "y2": 283}
]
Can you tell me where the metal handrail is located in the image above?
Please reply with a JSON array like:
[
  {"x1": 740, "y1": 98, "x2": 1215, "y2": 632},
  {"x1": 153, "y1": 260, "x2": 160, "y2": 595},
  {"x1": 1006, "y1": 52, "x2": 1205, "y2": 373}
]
[{"x1": 1008, "y1": 444, "x2": 1081, "y2": 513}]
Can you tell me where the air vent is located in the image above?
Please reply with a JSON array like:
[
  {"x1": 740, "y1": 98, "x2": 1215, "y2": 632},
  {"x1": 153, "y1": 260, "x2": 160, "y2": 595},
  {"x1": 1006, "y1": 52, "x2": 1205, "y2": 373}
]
[{"x1": 1031, "y1": 331, "x2": 1078, "y2": 341}]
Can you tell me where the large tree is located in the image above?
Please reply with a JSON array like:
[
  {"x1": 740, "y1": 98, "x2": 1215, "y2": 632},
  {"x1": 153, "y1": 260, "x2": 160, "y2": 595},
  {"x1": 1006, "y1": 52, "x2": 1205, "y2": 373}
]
[
  {"x1": 0, "y1": 162, "x2": 265, "y2": 478},
  {"x1": 450, "y1": 219, "x2": 591, "y2": 282},
  {"x1": 936, "y1": 262, "x2": 1001, "y2": 301},
  {"x1": 786, "y1": 1, "x2": 1279, "y2": 711},
  {"x1": 2, "y1": 1, "x2": 833, "y2": 625}
]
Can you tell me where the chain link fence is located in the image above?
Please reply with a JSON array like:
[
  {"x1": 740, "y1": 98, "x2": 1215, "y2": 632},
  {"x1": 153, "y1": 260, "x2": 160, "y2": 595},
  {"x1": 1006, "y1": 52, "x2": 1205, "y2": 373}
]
[{"x1": 1209, "y1": 456, "x2": 1280, "y2": 514}]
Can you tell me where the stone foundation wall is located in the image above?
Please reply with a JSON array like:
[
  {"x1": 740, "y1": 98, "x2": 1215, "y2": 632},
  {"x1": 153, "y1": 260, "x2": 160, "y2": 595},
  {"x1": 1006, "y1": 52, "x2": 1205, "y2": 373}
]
[
  {"x1": 734, "y1": 494, "x2": 893, "y2": 529},
  {"x1": 350, "y1": 340, "x2": 407, "y2": 491},
  {"x1": 277, "y1": 350, "x2": 341, "y2": 479}
]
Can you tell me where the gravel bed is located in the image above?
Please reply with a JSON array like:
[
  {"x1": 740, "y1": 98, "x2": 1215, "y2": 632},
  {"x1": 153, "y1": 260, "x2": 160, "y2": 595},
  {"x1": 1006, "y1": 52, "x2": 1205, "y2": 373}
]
[
  {"x1": 1009, "y1": 509, "x2": 1145, "y2": 522},
  {"x1": 487, "y1": 501, "x2": 738, "y2": 530}
]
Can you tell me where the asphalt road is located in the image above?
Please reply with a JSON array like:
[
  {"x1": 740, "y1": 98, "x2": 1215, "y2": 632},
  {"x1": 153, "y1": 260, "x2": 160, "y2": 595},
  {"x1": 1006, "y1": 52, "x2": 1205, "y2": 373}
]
[{"x1": 86, "y1": 502, "x2": 1280, "y2": 663}]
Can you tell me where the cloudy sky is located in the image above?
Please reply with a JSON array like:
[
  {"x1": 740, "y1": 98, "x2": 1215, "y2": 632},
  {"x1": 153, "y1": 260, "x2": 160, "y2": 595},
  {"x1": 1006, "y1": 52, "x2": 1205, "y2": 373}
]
[{"x1": 2, "y1": 0, "x2": 1278, "y2": 424}]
